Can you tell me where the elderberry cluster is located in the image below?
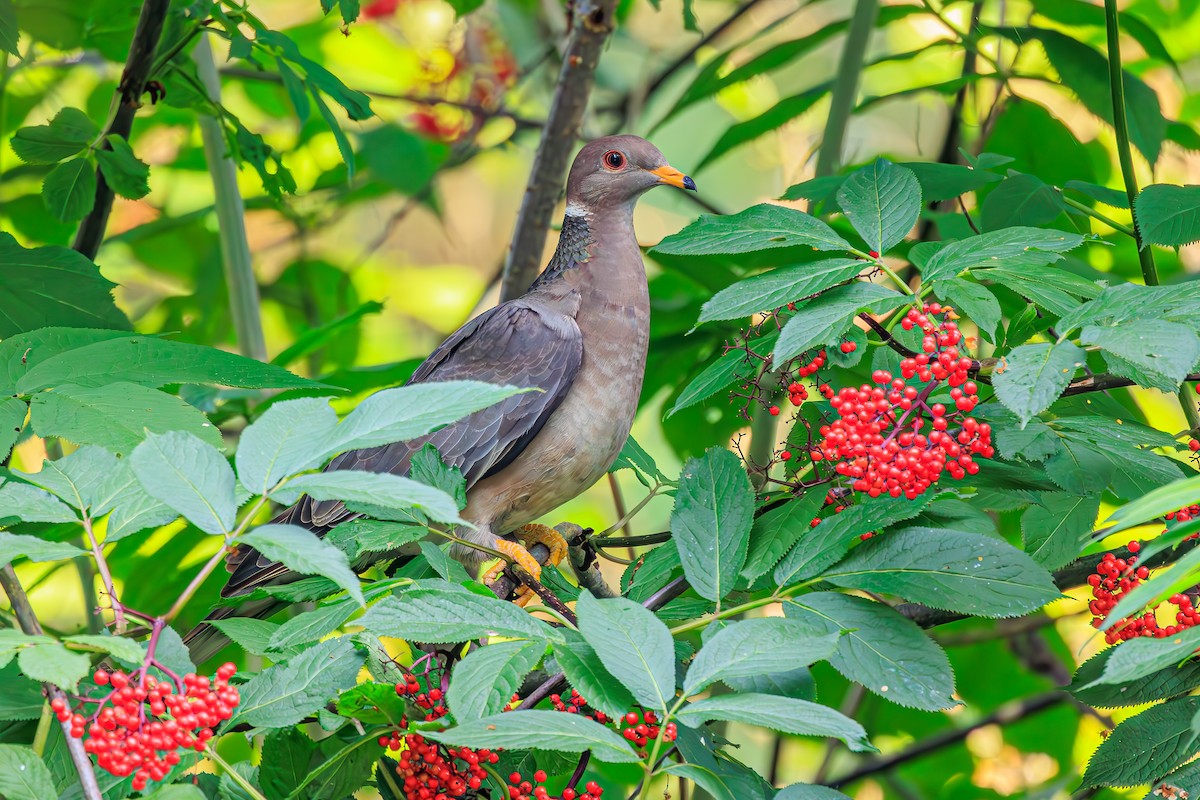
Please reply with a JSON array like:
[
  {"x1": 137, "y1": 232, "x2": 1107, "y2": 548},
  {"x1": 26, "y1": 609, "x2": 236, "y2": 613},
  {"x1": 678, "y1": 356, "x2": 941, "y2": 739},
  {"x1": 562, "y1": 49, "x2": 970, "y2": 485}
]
[
  {"x1": 1087, "y1": 542, "x2": 1200, "y2": 644},
  {"x1": 507, "y1": 770, "x2": 604, "y2": 800},
  {"x1": 812, "y1": 303, "x2": 993, "y2": 499},
  {"x1": 53, "y1": 664, "x2": 238, "y2": 792}
]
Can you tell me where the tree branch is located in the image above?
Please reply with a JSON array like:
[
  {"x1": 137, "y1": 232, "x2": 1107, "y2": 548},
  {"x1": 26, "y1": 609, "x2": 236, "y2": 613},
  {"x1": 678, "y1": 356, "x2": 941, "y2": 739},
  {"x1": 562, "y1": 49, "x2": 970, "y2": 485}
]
[
  {"x1": 1063, "y1": 372, "x2": 1200, "y2": 396},
  {"x1": 72, "y1": 0, "x2": 170, "y2": 259},
  {"x1": 498, "y1": 0, "x2": 619, "y2": 301},
  {"x1": 0, "y1": 566, "x2": 103, "y2": 800}
]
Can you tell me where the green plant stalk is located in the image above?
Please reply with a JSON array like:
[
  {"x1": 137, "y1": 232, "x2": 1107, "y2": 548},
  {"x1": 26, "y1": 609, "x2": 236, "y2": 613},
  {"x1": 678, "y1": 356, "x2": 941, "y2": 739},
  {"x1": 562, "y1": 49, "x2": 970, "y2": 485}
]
[
  {"x1": 193, "y1": 34, "x2": 268, "y2": 362},
  {"x1": 205, "y1": 744, "x2": 269, "y2": 800},
  {"x1": 814, "y1": 0, "x2": 880, "y2": 178},
  {"x1": 638, "y1": 695, "x2": 688, "y2": 800},
  {"x1": 32, "y1": 700, "x2": 53, "y2": 756},
  {"x1": 1057, "y1": 193, "x2": 1136, "y2": 238},
  {"x1": 668, "y1": 582, "x2": 813, "y2": 636}
]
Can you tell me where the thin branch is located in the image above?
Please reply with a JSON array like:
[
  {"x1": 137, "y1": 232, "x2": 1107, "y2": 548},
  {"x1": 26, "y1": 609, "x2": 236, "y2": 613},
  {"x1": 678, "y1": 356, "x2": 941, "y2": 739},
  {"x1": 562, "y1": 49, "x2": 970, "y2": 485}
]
[
  {"x1": 827, "y1": 691, "x2": 1067, "y2": 788},
  {"x1": 0, "y1": 565, "x2": 104, "y2": 800},
  {"x1": 81, "y1": 516, "x2": 125, "y2": 634},
  {"x1": 194, "y1": 34, "x2": 267, "y2": 362},
  {"x1": 512, "y1": 566, "x2": 578, "y2": 626},
  {"x1": 595, "y1": 531, "x2": 672, "y2": 548},
  {"x1": 498, "y1": 0, "x2": 619, "y2": 300},
  {"x1": 487, "y1": 542, "x2": 551, "y2": 603},
  {"x1": 859, "y1": 313, "x2": 918, "y2": 358},
  {"x1": 1063, "y1": 371, "x2": 1200, "y2": 396},
  {"x1": 566, "y1": 526, "x2": 620, "y2": 599},
  {"x1": 72, "y1": 0, "x2": 170, "y2": 259}
]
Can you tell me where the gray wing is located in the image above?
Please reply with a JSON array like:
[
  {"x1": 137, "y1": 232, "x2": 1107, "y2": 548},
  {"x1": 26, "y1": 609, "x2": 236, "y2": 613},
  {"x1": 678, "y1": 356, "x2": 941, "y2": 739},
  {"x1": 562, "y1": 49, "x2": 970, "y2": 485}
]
[{"x1": 221, "y1": 299, "x2": 583, "y2": 597}]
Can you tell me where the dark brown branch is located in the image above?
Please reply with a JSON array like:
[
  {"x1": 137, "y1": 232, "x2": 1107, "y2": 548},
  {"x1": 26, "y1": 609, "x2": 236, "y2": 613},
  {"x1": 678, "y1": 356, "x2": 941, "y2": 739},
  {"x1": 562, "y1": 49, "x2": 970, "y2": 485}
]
[
  {"x1": 498, "y1": 0, "x2": 619, "y2": 301},
  {"x1": 487, "y1": 542, "x2": 551, "y2": 602},
  {"x1": 827, "y1": 690, "x2": 1067, "y2": 788},
  {"x1": 858, "y1": 313, "x2": 918, "y2": 358},
  {"x1": 72, "y1": 0, "x2": 170, "y2": 259},
  {"x1": 595, "y1": 531, "x2": 672, "y2": 548},
  {"x1": 566, "y1": 526, "x2": 620, "y2": 599},
  {"x1": 513, "y1": 565, "x2": 579, "y2": 626},
  {"x1": 1063, "y1": 372, "x2": 1200, "y2": 396},
  {"x1": 0, "y1": 566, "x2": 103, "y2": 800}
]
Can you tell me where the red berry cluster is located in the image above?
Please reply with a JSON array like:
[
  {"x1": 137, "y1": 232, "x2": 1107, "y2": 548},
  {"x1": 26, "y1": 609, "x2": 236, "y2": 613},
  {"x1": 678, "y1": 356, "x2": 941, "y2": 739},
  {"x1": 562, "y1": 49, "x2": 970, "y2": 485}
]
[
  {"x1": 1168, "y1": 504, "x2": 1200, "y2": 524},
  {"x1": 53, "y1": 664, "x2": 238, "y2": 791},
  {"x1": 550, "y1": 688, "x2": 610, "y2": 723},
  {"x1": 618, "y1": 710, "x2": 677, "y2": 755},
  {"x1": 1087, "y1": 541, "x2": 1200, "y2": 644},
  {"x1": 839, "y1": 340, "x2": 857, "y2": 354},
  {"x1": 811, "y1": 303, "x2": 993, "y2": 499},
  {"x1": 507, "y1": 770, "x2": 604, "y2": 800}
]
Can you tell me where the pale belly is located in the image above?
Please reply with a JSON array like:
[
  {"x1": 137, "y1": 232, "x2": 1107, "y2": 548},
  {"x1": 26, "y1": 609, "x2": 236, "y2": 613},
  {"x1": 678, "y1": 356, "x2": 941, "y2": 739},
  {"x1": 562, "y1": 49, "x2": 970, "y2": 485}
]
[{"x1": 463, "y1": 310, "x2": 648, "y2": 535}]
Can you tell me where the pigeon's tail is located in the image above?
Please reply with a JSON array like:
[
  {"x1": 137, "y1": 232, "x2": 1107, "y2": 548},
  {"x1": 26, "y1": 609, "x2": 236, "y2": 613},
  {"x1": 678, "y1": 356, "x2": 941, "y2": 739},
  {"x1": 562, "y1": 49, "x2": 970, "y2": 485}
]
[{"x1": 182, "y1": 597, "x2": 283, "y2": 666}]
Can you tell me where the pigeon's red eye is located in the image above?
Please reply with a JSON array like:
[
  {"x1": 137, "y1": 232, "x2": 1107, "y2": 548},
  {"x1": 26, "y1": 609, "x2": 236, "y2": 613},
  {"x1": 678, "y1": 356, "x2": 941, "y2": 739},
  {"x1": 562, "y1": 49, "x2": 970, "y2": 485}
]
[{"x1": 602, "y1": 150, "x2": 626, "y2": 169}]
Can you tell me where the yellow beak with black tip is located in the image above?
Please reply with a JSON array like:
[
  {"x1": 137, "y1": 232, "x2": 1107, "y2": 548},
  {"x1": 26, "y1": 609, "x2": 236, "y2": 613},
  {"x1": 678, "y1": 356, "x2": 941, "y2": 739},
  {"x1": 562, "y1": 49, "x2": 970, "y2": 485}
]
[{"x1": 650, "y1": 165, "x2": 697, "y2": 191}]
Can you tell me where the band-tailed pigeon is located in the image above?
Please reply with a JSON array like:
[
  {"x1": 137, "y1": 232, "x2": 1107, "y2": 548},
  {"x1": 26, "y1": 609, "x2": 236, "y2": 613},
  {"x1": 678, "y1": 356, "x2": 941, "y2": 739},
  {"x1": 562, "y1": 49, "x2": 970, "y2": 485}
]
[{"x1": 183, "y1": 135, "x2": 694, "y2": 662}]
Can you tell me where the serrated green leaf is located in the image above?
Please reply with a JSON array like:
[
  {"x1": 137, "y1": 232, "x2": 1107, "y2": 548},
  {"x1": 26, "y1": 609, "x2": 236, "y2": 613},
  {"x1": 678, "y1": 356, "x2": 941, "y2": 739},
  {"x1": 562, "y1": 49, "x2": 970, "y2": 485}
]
[
  {"x1": 447, "y1": 640, "x2": 545, "y2": 721},
  {"x1": 1135, "y1": 184, "x2": 1200, "y2": 248},
  {"x1": 992, "y1": 341, "x2": 1084, "y2": 424},
  {"x1": 63, "y1": 634, "x2": 144, "y2": 664},
  {"x1": 235, "y1": 397, "x2": 339, "y2": 496},
  {"x1": 836, "y1": 159, "x2": 921, "y2": 254},
  {"x1": 935, "y1": 278, "x2": 1001, "y2": 343},
  {"x1": 697, "y1": 259, "x2": 863, "y2": 326},
  {"x1": 1082, "y1": 321, "x2": 1200, "y2": 392},
  {"x1": 822, "y1": 527, "x2": 1060, "y2": 617},
  {"x1": 786, "y1": 592, "x2": 957, "y2": 711},
  {"x1": 900, "y1": 161, "x2": 1001, "y2": 201},
  {"x1": 259, "y1": 728, "x2": 316, "y2": 800},
  {"x1": 1092, "y1": 627, "x2": 1200, "y2": 687},
  {"x1": 1081, "y1": 696, "x2": 1200, "y2": 787},
  {"x1": 0, "y1": 745, "x2": 56, "y2": 800},
  {"x1": 360, "y1": 585, "x2": 561, "y2": 643},
  {"x1": 0, "y1": 479, "x2": 77, "y2": 524},
  {"x1": 979, "y1": 172, "x2": 1063, "y2": 231},
  {"x1": 671, "y1": 447, "x2": 753, "y2": 602},
  {"x1": 1021, "y1": 492, "x2": 1101, "y2": 569},
  {"x1": 427, "y1": 710, "x2": 639, "y2": 762},
  {"x1": 95, "y1": 134, "x2": 149, "y2": 200},
  {"x1": 0, "y1": 0, "x2": 18, "y2": 55},
  {"x1": 742, "y1": 493, "x2": 823, "y2": 582},
  {"x1": 240, "y1": 524, "x2": 364, "y2": 607},
  {"x1": 326, "y1": 518, "x2": 428, "y2": 561},
  {"x1": 1070, "y1": 646, "x2": 1200, "y2": 709},
  {"x1": 208, "y1": 618, "x2": 280, "y2": 657},
  {"x1": 234, "y1": 637, "x2": 364, "y2": 728},
  {"x1": 551, "y1": 630, "x2": 635, "y2": 720},
  {"x1": 0, "y1": 531, "x2": 86, "y2": 568},
  {"x1": 652, "y1": 204, "x2": 851, "y2": 257},
  {"x1": 1105, "y1": 475, "x2": 1200, "y2": 535},
  {"x1": 577, "y1": 591, "x2": 674, "y2": 713},
  {"x1": 409, "y1": 444, "x2": 467, "y2": 511},
  {"x1": 274, "y1": 471, "x2": 462, "y2": 526},
  {"x1": 130, "y1": 431, "x2": 235, "y2": 535},
  {"x1": 42, "y1": 156, "x2": 96, "y2": 223},
  {"x1": 774, "y1": 282, "x2": 908, "y2": 363},
  {"x1": 0, "y1": 236, "x2": 130, "y2": 337},
  {"x1": 676, "y1": 694, "x2": 874, "y2": 752},
  {"x1": 0, "y1": 396, "x2": 25, "y2": 462},
  {"x1": 668, "y1": 330, "x2": 779, "y2": 417},
  {"x1": 9, "y1": 108, "x2": 96, "y2": 164},
  {"x1": 18, "y1": 643, "x2": 89, "y2": 691},
  {"x1": 919, "y1": 227, "x2": 1086, "y2": 283},
  {"x1": 684, "y1": 618, "x2": 838, "y2": 695}
]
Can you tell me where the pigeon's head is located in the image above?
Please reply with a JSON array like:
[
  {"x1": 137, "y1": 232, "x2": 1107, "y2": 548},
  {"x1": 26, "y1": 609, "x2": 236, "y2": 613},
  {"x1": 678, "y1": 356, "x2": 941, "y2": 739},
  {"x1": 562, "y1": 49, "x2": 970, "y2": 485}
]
[{"x1": 565, "y1": 135, "x2": 696, "y2": 211}]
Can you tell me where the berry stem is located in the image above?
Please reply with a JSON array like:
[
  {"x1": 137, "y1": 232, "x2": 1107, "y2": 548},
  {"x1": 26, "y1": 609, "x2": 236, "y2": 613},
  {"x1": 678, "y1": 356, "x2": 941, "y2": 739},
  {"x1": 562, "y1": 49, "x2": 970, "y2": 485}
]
[
  {"x1": 594, "y1": 482, "x2": 666, "y2": 539},
  {"x1": 81, "y1": 515, "x2": 125, "y2": 634},
  {"x1": 205, "y1": 744, "x2": 269, "y2": 800},
  {"x1": 637, "y1": 696, "x2": 688, "y2": 800},
  {"x1": 163, "y1": 541, "x2": 232, "y2": 624}
]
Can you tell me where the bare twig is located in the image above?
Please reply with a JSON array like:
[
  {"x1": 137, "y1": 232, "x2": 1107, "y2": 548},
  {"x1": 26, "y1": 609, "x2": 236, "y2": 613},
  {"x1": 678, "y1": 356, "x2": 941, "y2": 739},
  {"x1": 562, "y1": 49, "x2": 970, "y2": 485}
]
[
  {"x1": 0, "y1": 566, "x2": 104, "y2": 800},
  {"x1": 827, "y1": 691, "x2": 1067, "y2": 788},
  {"x1": 487, "y1": 542, "x2": 552, "y2": 603},
  {"x1": 565, "y1": 525, "x2": 620, "y2": 598},
  {"x1": 859, "y1": 313, "x2": 918, "y2": 357},
  {"x1": 512, "y1": 565, "x2": 579, "y2": 626},
  {"x1": 1063, "y1": 371, "x2": 1200, "y2": 396},
  {"x1": 72, "y1": 0, "x2": 171, "y2": 259},
  {"x1": 498, "y1": 0, "x2": 619, "y2": 300}
]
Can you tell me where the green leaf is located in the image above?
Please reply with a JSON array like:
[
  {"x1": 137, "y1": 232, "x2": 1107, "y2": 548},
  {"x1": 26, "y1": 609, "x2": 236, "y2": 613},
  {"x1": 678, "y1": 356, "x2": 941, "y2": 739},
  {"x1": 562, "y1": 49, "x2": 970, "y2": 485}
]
[
  {"x1": 287, "y1": 730, "x2": 378, "y2": 799},
  {"x1": 1091, "y1": 626, "x2": 1200, "y2": 687},
  {"x1": 0, "y1": 666, "x2": 43, "y2": 720},
  {"x1": 773, "y1": 282, "x2": 908, "y2": 363},
  {"x1": 334, "y1": 682, "x2": 408, "y2": 725},
  {"x1": 668, "y1": 330, "x2": 779, "y2": 417},
  {"x1": 0, "y1": 745, "x2": 56, "y2": 800},
  {"x1": 15, "y1": 445, "x2": 126, "y2": 516},
  {"x1": 676, "y1": 694, "x2": 874, "y2": 753},
  {"x1": 741, "y1": 493, "x2": 823, "y2": 582},
  {"x1": 1105, "y1": 475, "x2": 1200, "y2": 535},
  {"x1": 1082, "y1": 321, "x2": 1200, "y2": 392},
  {"x1": 919, "y1": 227, "x2": 1087, "y2": 283},
  {"x1": 208, "y1": 618, "x2": 281, "y2": 657},
  {"x1": 409, "y1": 444, "x2": 467, "y2": 511},
  {"x1": 426, "y1": 710, "x2": 639, "y2": 763},
  {"x1": 9, "y1": 108, "x2": 96, "y2": 164},
  {"x1": 0, "y1": 479, "x2": 77, "y2": 524},
  {"x1": 326, "y1": 518, "x2": 428, "y2": 561},
  {"x1": 267, "y1": 600, "x2": 357, "y2": 651},
  {"x1": 274, "y1": 471, "x2": 463, "y2": 526},
  {"x1": 447, "y1": 640, "x2": 545, "y2": 721},
  {"x1": 652, "y1": 204, "x2": 851, "y2": 257},
  {"x1": 1070, "y1": 646, "x2": 1200, "y2": 709},
  {"x1": 239, "y1": 524, "x2": 364, "y2": 606},
  {"x1": 1080, "y1": 696, "x2": 1200, "y2": 787},
  {"x1": 234, "y1": 637, "x2": 364, "y2": 728},
  {"x1": 551, "y1": 630, "x2": 635, "y2": 721},
  {"x1": 670, "y1": 447, "x2": 754, "y2": 602},
  {"x1": 0, "y1": 235, "x2": 130, "y2": 336},
  {"x1": 311, "y1": 89, "x2": 357, "y2": 180},
  {"x1": 0, "y1": 0, "x2": 18, "y2": 55},
  {"x1": 785, "y1": 592, "x2": 957, "y2": 711},
  {"x1": 130, "y1": 431, "x2": 235, "y2": 535},
  {"x1": 684, "y1": 618, "x2": 838, "y2": 695},
  {"x1": 662, "y1": 764, "x2": 737, "y2": 800},
  {"x1": 774, "y1": 494, "x2": 931, "y2": 587},
  {"x1": 935, "y1": 278, "x2": 1001, "y2": 343},
  {"x1": 822, "y1": 527, "x2": 1060, "y2": 617},
  {"x1": 31, "y1": 381, "x2": 221, "y2": 456},
  {"x1": 1020, "y1": 492, "x2": 1101, "y2": 569},
  {"x1": 259, "y1": 728, "x2": 316, "y2": 800},
  {"x1": 42, "y1": 156, "x2": 96, "y2": 223},
  {"x1": 360, "y1": 585, "x2": 561, "y2": 643},
  {"x1": 63, "y1": 634, "x2": 144, "y2": 664},
  {"x1": 95, "y1": 134, "x2": 149, "y2": 200},
  {"x1": 16, "y1": 336, "x2": 322, "y2": 394},
  {"x1": 0, "y1": 396, "x2": 25, "y2": 461},
  {"x1": 1135, "y1": 184, "x2": 1200, "y2": 248},
  {"x1": 836, "y1": 159, "x2": 921, "y2": 254},
  {"x1": 576, "y1": 591, "x2": 674, "y2": 713},
  {"x1": 145, "y1": 785, "x2": 207, "y2": 800},
  {"x1": 899, "y1": 161, "x2": 1001, "y2": 201},
  {"x1": 0, "y1": 532, "x2": 84, "y2": 568},
  {"x1": 235, "y1": 398, "x2": 338, "y2": 496},
  {"x1": 1064, "y1": 179, "x2": 1129, "y2": 209},
  {"x1": 317, "y1": 382, "x2": 526, "y2": 459},
  {"x1": 992, "y1": 342, "x2": 1085, "y2": 424},
  {"x1": 775, "y1": 784, "x2": 852, "y2": 800},
  {"x1": 695, "y1": 88, "x2": 829, "y2": 171},
  {"x1": 979, "y1": 172, "x2": 1063, "y2": 231},
  {"x1": 0, "y1": 630, "x2": 53, "y2": 668},
  {"x1": 18, "y1": 643, "x2": 89, "y2": 691},
  {"x1": 696, "y1": 259, "x2": 863, "y2": 326}
]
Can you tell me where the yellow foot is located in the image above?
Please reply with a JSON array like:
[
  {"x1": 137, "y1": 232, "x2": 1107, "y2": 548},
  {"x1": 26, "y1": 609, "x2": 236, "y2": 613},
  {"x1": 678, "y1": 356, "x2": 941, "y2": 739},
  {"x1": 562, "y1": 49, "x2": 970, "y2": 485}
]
[
  {"x1": 494, "y1": 538, "x2": 544, "y2": 581},
  {"x1": 515, "y1": 523, "x2": 569, "y2": 568}
]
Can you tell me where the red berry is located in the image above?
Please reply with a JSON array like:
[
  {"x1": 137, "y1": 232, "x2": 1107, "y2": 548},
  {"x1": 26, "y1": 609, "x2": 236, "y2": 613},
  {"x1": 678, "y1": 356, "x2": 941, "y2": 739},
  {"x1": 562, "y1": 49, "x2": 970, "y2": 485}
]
[{"x1": 768, "y1": 405, "x2": 780, "y2": 416}]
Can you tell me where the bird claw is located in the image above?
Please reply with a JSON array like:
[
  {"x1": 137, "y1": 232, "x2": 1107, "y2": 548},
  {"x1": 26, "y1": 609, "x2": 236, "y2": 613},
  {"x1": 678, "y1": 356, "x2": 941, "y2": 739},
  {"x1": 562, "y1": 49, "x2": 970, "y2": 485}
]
[{"x1": 515, "y1": 523, "x2": 569, "y2": 568}]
